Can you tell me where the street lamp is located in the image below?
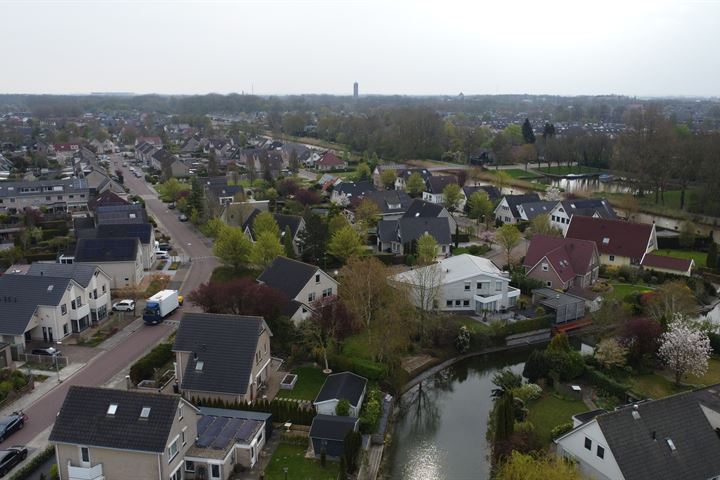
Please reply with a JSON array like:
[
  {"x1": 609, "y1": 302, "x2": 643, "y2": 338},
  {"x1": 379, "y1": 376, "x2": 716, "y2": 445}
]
[{"x1": 54, "y1": 341, "x2": 63, "y2": 383}]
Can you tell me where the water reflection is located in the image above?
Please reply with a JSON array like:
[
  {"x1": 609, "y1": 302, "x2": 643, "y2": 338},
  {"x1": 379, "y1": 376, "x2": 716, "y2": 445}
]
[
  {"x1": 546, "y1": 177, "x2": 634, "y2": 194},
  {"x1": 387, "y1": 354, "x2": 527, "y2": 480}
]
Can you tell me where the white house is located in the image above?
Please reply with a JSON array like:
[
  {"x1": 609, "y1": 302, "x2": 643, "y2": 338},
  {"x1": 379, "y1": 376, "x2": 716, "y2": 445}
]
[
  {"x1": 555, "y1": 386, "x2": 720, "y2": 480},
  {"x1": 391, "y1": 254, "x2": 520, "y2": 313},
  {"x1": 313, "y1": 372, "x2": 368, "y2": 417},
  {"x1": 549, "y1": 199, "x2": 617, "y2": 234},
  {"x1": 493, "y1": 194, "x2": 541, "y2": 224}
]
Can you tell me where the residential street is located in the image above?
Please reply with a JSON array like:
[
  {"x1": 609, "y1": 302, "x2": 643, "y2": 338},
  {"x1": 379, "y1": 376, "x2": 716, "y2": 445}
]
[{"x1": 0, "y1": 160, "x2": 219, "y2": 451}]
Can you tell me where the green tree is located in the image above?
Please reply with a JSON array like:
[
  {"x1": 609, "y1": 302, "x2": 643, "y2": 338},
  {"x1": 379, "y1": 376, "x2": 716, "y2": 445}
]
[
  {"x1": 252, "y1": 211, "x2": 280, "y2": 238},
  {"x1": 213, "y1": 226, "x2": 253, "y2": 271},
  {"x1": 328, "y1": 214, "x2": 349, "y2": 235},
  {"x1": 380, "y1": 169, "x2": 396, "y2": 189},
  {"x1": 288, "y1": 149, "x2": 299, "y2": 172},
  {"x1": 405, "y1": 172, "x2": 426, "y2": 197},
  {"x1": 708, "y1": 241, "x2": 718, "y2": 270},
  {"x1": 283, "y1": 226, "x2": 296, "y2": 259},
  {"x1": 679, "y1": 221, "x2": 697, "y2": 248},
  {"x1": 416, "y1": 233, "x2": 438, "y2": 265},
  {"x1": 355, "y1": 199, "x2": 380, "y2": 227},
  {"x1": 467, "y1": 190, "x2": 493, "y2": 228},
  {"x1": 494, "y1": 393, "x2": 515, "y2": 442},
  {"x1": 528, "y1": 214, "x2": 562, "y2": 237},
  {"x1": 187, "y1": 177, "x2": 205, "y2": 217},
  {"x1": 208, "y1": 148, "x2": 219, "y2": 176},
  {"x1": 251, "y1": 231, "x2": 284, "y2": 267},
  {"x1": 442, "y1": 183, "x2": 463, "y2": 247},
  {"x1": 356, "y1": 162, "x2": 371, "y2": 181},
  {"x1": 328, "y1": 225, "x2": 364, "y2": 263},
  {"x1": 521, "y1": 118, "x2": 536, "y2": 144},
  {"x1": 335, "y1": 399, "x2": 351, "y2": 416},
  {"x1": 298, "y1": 213, "x2": 328, "y2": 264},
  {"x1": 496, "y1": 224, "x2": 521, "y2": 267}
]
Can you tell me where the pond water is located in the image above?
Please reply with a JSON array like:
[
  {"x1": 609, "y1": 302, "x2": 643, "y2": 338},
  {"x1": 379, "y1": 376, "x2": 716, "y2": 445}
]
[
  {"x1": 545, "y1": 177, "x2": 634, "y2": 194},
  {"x1": 385, "y1": 352, "x2": 528, "y2": 480}
]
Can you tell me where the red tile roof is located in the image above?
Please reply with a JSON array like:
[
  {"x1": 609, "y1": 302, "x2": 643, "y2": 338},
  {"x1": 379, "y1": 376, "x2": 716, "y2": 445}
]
[
  {"x1": 640, "y1": 254, "x2": 693, "y2": 273},
  {"x1": 318, "y1": 151, "x2": 344, "y2": 167},
  {"x1": 524, "y1": 235, "x2": 598, "y2": 282},
  {"x1": 565, "y1": 216, "x2": 654, "y2": 260}
]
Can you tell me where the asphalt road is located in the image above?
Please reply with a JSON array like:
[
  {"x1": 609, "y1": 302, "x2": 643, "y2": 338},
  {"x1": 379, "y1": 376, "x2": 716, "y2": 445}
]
[
  {"x1": 115, "y1": 157, "x2": 219, "y2": 311},
  {"x1": 0, "y1": 159, "x2": 219, "y2": 449}
]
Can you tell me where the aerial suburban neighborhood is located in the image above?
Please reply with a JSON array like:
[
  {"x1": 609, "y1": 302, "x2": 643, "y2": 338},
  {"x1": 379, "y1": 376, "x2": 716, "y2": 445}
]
[{"x1": 1, "y1": 2, "x2": 720, "y2": 480}]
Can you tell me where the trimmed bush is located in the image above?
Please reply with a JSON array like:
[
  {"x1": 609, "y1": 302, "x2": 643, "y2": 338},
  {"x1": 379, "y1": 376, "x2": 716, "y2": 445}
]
[
  {"x1": 583, "y1": 366, "x2": 630, "y2": 399},
  {"x1": 129, "y1": 342, "x2": 173, "y2": 385},
  {"x1": 551, "y1": 422, "x2": 574, "y2": 439},
  {"x1": 9, "y1": 446, "x2": 55, "y2": 480}
]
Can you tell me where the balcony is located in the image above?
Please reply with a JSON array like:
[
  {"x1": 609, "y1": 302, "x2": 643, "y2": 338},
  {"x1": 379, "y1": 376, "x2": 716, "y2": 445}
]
[
  {"x1": 69, "y1": 303, "x2": 90, "y2": 321},
  {"x1": 88, "y1": 292, "x2": 108, "y2": 310},
  {"x1": 68, "y1": 462, "x2": 104, "y2": 480}
]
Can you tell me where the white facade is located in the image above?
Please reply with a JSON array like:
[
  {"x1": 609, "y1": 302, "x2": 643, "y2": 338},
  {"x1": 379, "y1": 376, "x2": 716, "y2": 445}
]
[
  {"x1": 291, "y1": 269, "x2": 338, "y2": 324},
  {"x1": 315, "y1": 390, "x2": 366, "y2": 417},
  {"x1": 391, "y1": 254, "x2": 520, "y2": 313},
  {"x1": 493, "y1": 197, "x2": 517, "y2": 224},
  {"x1": 555, "y1": 420, "x2": 624, "y2": 480}
]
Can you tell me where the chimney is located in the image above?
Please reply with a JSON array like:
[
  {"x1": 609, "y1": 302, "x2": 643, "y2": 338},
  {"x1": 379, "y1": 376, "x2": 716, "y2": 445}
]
[{"x1": 632, "y1": 404, "x2": 641, "y2": 420}]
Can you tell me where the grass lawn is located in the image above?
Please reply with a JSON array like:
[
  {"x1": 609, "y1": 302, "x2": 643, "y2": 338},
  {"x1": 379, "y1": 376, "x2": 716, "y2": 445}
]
[
  {"x1": 342, "y1": 331, "x2": 374, "y2": 360},
  {"x1": 686, "y1": 357, "x2": 720, "y2": 386},
  {"x1": 209, "y1": 265, "x2": 258, "y2": 283},
  {"x1": 276, "y1": 366, "x2": 327, "y2": 401},
  {"x1": 653, "y1": 248, "x2": 707, "y2": 267},
  {"x1": 449, "y1": 315, "x2": 492, "y2": 334},
  {"x1": 605, "y1": 283, "x2": 654, "y2": 301},
  {"x1": 264, "y1": 443, "x2": 339, "y2": 480},
  {"x1": 492, "y1": 169, "x2": 541, "y2": 179},
  {"x1": 537, "y1": 165, "x2": 605, "y2": 175},
  {"x1": 527, "y1": 394, "x2": 588, "y2": 444},
  {"x1": 631, "y1": 373, "x2": 690, "y2": 399}
]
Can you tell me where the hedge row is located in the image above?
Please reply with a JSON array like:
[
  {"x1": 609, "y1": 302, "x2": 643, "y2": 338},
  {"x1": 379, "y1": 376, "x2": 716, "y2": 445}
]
[
  {"x1": 193, "y1": 397, "x2": 316, "y2": 425},
  {"x1": 9, "y1": 446, "x2": 55, "y2": 480},
  {"x1": 583, "y1": 366, "x2": 631, "y2": 399},
  {"x1": 498, "y1": 315, "x2": 553, "y2": 337},
  {"x1": 129, "y1": 343, "x2": 173, "y2": 385}
]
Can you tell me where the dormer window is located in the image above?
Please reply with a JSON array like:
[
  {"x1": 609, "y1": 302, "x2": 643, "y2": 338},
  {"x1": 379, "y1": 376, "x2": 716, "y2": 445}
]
[{"x1": 107, "y1": 404, "x2": 118, "y2": 415}]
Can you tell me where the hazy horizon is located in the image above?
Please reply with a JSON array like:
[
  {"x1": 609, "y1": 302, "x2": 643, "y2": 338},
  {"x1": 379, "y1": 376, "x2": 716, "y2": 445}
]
[{"x1": 2, "y1": 0, "x2": 719, "y2": 97}]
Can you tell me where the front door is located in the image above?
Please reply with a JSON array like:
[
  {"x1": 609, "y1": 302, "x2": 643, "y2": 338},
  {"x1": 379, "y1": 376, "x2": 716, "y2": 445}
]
[
  {"x1": 42, "y1": 327, "x2": 48, "y2": 343},
  {"x1": 47, "y1": 327, "x2": 54, "y2": 343},
  {"x1": 210, "y1": 464, "x2": 221, "y2": 480}
]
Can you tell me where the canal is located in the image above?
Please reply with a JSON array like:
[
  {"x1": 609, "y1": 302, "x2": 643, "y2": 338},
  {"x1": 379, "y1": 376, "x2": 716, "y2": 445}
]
[{"x1": 385, "y1": 351, "x2": 529, "y2": 480}]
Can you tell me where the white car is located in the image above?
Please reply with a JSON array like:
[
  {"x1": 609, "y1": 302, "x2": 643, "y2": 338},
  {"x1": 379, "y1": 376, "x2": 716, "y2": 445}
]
[
  {"x1": 155, "y1": 251, "x2": 170, "y2": 260},
  {"x1": 112, "y1": 299, "x2": 136, "y2": 312}
]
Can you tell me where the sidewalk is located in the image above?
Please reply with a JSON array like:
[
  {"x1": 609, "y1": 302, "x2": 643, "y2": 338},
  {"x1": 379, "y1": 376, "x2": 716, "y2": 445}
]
[{"x1": 0, "y1": 362, "x2": 87, "y2": 418}]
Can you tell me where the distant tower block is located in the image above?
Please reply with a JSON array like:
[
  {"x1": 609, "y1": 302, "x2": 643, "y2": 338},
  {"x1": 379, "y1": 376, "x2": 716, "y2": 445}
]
[{"x1": 353, "y1": 82, "x2": 359, "y2": 98}]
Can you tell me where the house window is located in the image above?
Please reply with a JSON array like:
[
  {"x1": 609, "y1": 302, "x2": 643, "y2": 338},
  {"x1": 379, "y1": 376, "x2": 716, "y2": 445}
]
[
  {"x1": 455, "y1": 300, "x2": 461, "y2": 306},
  {"x1": 80, "y1": 447, "x2": 90, "y2": 463},
  {"x1": 542, "y1": 263, "x2": 548, "y2": 271},
  {"x1": 584, "y1": 437, "x2": 592, "y2": 451},
  {"x1": 63, "y1": 324, "x2": 69, "y2": 336},
  {"x1": 211, "y1": 465, "x2": 220, "y2": 478},
  {"x1": 185, "y1": 461, "x2": 195, "y2": 473},
  {"x1": 71, "y1": 300, "x2": 76, "y2": 310},
  {"x1": 597, "y1": 445, "x2": 605, "y2": 459},
  {"x1": 57, "y1": 196, "x2": 63, "y2": 200},
  {"x1": 45, "y1": 196, "x2": 51, "y2": 201},
  {"x1": 495, "y1": 281, "x2": 502, "y2": 291},
  {"x1": 308, "y1": 292, "x2": 316, "y2": 303},
  {"x1": 102, "y1": 285, "x2": 106, "y2": 293},
  {"x1": 322, "y1": 288, "x2": 333, "y2": 298},
  {"x1": 170, "y1": 468, "x2": 182, "y2": 480},
  {"x1": 609, "y1": 255, "x2": 615, "y2": 262},
  {"x1": 464, "y1": 281, "x2": 471, "y2": 291},
  {"x1": 61, "y1": 304, "x2": 67, "y2": 315},
  {"x1": 463, "y1": 300, "x2": 470, "y2": 307},
  {"x1": 76, "y1": 296, "x2": 82, "y2": 307},
  {"x1": 178, "y1": 405, "x2": 183, "y2": 420},
  {"x1": 446, "y1": 300, "x2": 453, "y2": 307},
  {"x1": 181, "y1": 427, "x2": 187, "y2": 445},
  {"x1": 167, "y1": 438, "x2": 178, "y2": 462},
  {"x1": 315, "y1": 273, "x2": 320, "y2": 283},
  {"x1": 546, "y1": 281, "x2": 552, "y2": 287}
]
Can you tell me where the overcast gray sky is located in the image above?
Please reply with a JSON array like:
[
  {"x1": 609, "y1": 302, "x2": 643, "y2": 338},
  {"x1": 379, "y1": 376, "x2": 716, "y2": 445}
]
[{"x1": 1, "y1": 0, "x2": 719, "y2": 96}]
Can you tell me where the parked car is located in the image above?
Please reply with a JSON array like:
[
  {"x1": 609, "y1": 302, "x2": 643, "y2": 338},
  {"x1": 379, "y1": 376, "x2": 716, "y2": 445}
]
[
  {"x1": 0, "y1": 446, "x2": 28, "y2": 477},
  {"x1": 31, "y1": 347, "x2": 60, "y2": 357},
  {"x1": 178, "y1": 214, "x2": 188, "y2": 222},
  {"x1": 0, "y1": 413, "x2": 26, "y2": 443},
  {"x1": 158, "y1": 243, "x2": 171, "y2": 251},
  {"x1": 155, "y1": 251, "x2": 169, "y2": 260},
  {"x1": 167, "y1": 203, "x2": 176, "y2": 210},
  {"x1": 112, "y1": 299, "x2": 136, "y2": 312}
]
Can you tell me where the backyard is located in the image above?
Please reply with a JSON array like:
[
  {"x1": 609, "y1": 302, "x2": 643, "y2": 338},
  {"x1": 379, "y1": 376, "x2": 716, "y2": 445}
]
[
  {"x1": 630, "y1": 358, "x2": 720, "y2": 399},
  {"x1": 275, "y1": 365, "x2": 327, "y2": 401},
  {"x1": 264, "y1": 443, "x2": 339, "y2": 480},
  {"x1": 652, "y1": 248, "x2": 707, "y2": 267},
  {"x1": 605, "y1": 282, "x2": 654, "y2": 301},
  {"x1": 526, "y1": 393, "x2": 587, "y2": 444}
]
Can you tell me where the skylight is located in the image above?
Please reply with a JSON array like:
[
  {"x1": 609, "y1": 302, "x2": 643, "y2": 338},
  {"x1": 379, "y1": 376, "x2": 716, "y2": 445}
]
[
  {"x1": 107, "y1": 404, "x2": 118, "y2": 415},
  {"x1": 667, "y1": 438, "x2": 676, "y2": 451},
  {"x1": 195, "y1": 361, "x2": 204, "y2": 371},
  {"x1": 602, "y1": 237, "x2": 610, "y2": 245},
  {"x1": 47, "y1": 285, "x2": 54, "y2": 292},
  {"x1": 140, "y1": 407, "x2": 151, "y2": 418}
]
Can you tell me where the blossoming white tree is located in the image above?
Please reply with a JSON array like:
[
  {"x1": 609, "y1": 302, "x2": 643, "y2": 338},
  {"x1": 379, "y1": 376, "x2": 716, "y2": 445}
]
[{"x1": 658, "y1": 317, "x2": 712, "y2": 385}]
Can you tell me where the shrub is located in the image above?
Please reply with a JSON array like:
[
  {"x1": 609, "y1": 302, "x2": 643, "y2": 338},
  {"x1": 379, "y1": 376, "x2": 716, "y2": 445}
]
[
  {"x1": 359, "y1": 388, "x2": 382, "y2": 433},
  {"x1": 551, "y1": 422, "x2": 574, "y2": 439},
  {"x1": 583, "y1": 366, "x2": 630, "y2": 399},
  {"x1": 129, "y1": 342, "x2": 173, "y2": 384},
  {"x1": 522, "y1": 350, "x2": 549, "y2": 383},
  {"x1": 335, "y1": 399, "x2": 351, "y2": 416},
  {"x1": 9, "y1": 446, "x2": 55, "y2": 480},
  {"x1": 512, "y1": 383, "x2": 542, "y2": 402}
]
